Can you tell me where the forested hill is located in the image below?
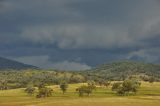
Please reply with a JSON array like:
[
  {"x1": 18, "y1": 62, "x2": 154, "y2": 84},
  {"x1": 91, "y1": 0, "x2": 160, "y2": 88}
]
[
  {"x1": 0, "y1": 61, "x2": 160, "y2": 89},
  {"x1": 0, "y1": 57, "x2": 38, "y2": 70},
  {"x1": 82, "y1": 61, "x2": 160, "y2": 80},
  {"x1": 0, "y1": 57, "x2": 160, "y2": 81}
]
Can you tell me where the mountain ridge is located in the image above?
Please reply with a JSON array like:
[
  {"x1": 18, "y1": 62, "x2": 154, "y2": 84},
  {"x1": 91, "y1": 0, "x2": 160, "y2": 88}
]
[
  {"x1": 82, "y1": 60, "x2": 160, "y2": 80},
  {"x1": 0, "y1": 56, "x2": 39, "y2": 70}
]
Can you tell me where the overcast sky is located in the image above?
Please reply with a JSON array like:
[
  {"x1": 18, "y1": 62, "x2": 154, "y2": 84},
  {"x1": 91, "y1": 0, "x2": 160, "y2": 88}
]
[{"x1": 0, "y1": 0, "x2": 160, "y2": 70}]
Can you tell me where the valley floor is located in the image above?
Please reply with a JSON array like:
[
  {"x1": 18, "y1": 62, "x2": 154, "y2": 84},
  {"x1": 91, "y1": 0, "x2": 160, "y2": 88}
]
[{"x1": 0, "y1": 82, "x2": 160, "y2": 106}]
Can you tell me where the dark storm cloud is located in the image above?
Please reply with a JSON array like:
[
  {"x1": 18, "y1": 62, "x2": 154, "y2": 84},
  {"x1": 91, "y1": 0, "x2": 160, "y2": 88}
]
[{"x1": 0, "y1": 0, "x2": 160, "y2": 70}]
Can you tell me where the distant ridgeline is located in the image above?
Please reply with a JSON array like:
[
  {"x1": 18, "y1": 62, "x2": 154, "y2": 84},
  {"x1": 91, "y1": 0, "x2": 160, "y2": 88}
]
[
  {"x1": 82, "y1": 61, "x2": 160, "y2": 81},
  {"x1": 0, "y1": 57, "x2": 160, "y2": 80},
  {"x1": 0, "y1": 60, "x2": 160, "y2": 89},
  {"x1": 0, "y1": 57, "x2": 39, "y2": 70}
]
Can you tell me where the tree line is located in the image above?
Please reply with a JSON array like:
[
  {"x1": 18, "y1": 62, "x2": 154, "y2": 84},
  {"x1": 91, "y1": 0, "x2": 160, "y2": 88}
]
[
  {"x1": 0, "y1": 70, "x2": 156, "y2": 91},
  {"x1": 24, "y1": 78, "x2": 142, "y2": 98}
]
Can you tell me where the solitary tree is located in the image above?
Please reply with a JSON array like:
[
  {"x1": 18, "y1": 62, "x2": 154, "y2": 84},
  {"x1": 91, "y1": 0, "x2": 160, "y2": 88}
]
[
  {"x1": 25, "y1": 86, "x2": 35, "y2": 95},
  {"x1": 112, "y1": 82, "x2": 121, "y2": 91},
  {"x1": 112, "y1": 79, "x2": 141, "y2": 96},
  {"x1": 0, "y1": 80, "x2": 8, "y2": 90},
  {"x1": 36, "y1": 87, "x2": 53, "y2": 98},
  {"x1": 36, "y1": 83, "x2": 53, "y2": 98},
  {"x1": 148, "y1": 77, "x2": 155, "y2": 83},
  {"x1": 76, "y1": 84, "x2": 96, "y2": 97},
  {"x1": 60, "y1": 82, "x2": 68, "y2": 94}
]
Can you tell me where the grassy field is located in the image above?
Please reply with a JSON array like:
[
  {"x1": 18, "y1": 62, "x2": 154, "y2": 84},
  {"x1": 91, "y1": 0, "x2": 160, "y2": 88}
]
[{"x1": 0, "y1": 82, "x2": 160, "y2": 106}]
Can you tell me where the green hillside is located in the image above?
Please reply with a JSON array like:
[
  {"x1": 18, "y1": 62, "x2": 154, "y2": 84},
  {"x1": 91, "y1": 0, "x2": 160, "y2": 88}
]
[
  {"x1": 0, "y1": 61, "x2": 160, "y2": 90},
  {"x1": 81, "y1": 61, "x2": 160, "y2": 81}
]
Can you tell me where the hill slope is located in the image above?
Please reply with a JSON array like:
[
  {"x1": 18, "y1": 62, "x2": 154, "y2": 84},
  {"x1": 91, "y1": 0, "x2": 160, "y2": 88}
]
[
  {"x1": 82, "y1": 61, "x2": 160, "y2": 80},
  {"x1": 0, "y1": 57, "x2": 38, "y2": 70}
]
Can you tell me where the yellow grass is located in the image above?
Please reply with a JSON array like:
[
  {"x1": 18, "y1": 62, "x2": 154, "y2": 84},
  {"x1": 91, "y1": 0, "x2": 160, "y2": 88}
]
[{"x1": 0, "y1": 82, "x2": 160, "y2": 106}]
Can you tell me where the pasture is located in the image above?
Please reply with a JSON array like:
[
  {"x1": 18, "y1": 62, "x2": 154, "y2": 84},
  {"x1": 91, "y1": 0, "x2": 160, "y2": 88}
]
[{"x1": 0, "y1": 82, "x2": 160, "y2": 106}]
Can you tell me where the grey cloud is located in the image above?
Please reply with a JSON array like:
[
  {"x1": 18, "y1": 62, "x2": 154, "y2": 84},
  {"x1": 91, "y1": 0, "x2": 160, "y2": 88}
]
[
  {"x1": 0, "y1": 0, "x2": 13, "y2": 13},
  {"x1": 14, "y1": 0, "x2": 160, "y2": 50},
  {"x1": 0, "y1": 0, "x2": 160, "y2": 69},
  {"x1": 52, "y1": 61, "x2": 91, "y2": 71},
  {"x1": 21, "y1": 24, "x2": 132, "y2": 49},
  {"x1": 13, "y1": 55, "x2": 91, "y2": 70},
  {"x1": 127, "y1": 47, "x2": 160, "y2": 63}
]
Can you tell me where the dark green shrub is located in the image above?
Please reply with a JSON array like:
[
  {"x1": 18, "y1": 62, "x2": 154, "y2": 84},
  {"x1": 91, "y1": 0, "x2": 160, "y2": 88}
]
[
  {"x1": 112, "y1": 79, "x2": 141, "y2": 95},
  {"x1": 25, "y1": 86, "x2": 35, "y2": 95},
  {"x1": 36, "y1": 87, "x2": 53, "y2": 98},
  {"x1": 76, "y1": 85, "x2": 96, "y2": 97},
  {"x1": 60, "y1": 82, "x2": 68, "y2": 94}
]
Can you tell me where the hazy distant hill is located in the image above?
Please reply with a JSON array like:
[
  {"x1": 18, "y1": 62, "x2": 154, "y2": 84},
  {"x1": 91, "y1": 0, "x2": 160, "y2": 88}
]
[
  {"x1": 0, "y1": 57, "x2": 160, "y2": 80},
  {"x1": 82, "y1": 61, "x2": 160, "y2": 80},
  {"x1": 0, "y1": 57, "x2": 38, "y2": 70}
]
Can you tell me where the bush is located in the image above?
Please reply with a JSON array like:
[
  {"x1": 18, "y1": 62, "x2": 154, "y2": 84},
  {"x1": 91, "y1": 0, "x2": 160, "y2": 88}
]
[
  {"x1": 104, "y1": 81, "x2": 111, "y2": 87},
  {"x1": 76, "y1": 85, "x2": 96, "y2": 97},
  {"x1": 0, "y1": 80, "x2": 8, "y2": 90},
  {"x1": 112, "y1": 82, "x2": 122, "y2": 91},
  {"x1": 60, "y1": 82, "x2": 68, "y2": 94},
  {"x1": 97, "y1": 80, "x2": 111, "y2": 87},
  {"x1": 25, "y1": 86, "x2": 35, "y2": 95},
  {"x1": 148, "y1": 77, "x2": 155, "y2": 83},
  {"x1": 36, "y1": 87, "x2": 53, "y2": 98},
  {"x1": 112, "y1": 79, "x2": 141, "y2": 96}
]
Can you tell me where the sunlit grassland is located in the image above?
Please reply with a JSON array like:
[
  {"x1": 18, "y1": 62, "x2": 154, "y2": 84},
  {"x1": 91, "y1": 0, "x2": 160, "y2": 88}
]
[{"x1": 0, "y1": 82, "x2": 160, "y2": 106}]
